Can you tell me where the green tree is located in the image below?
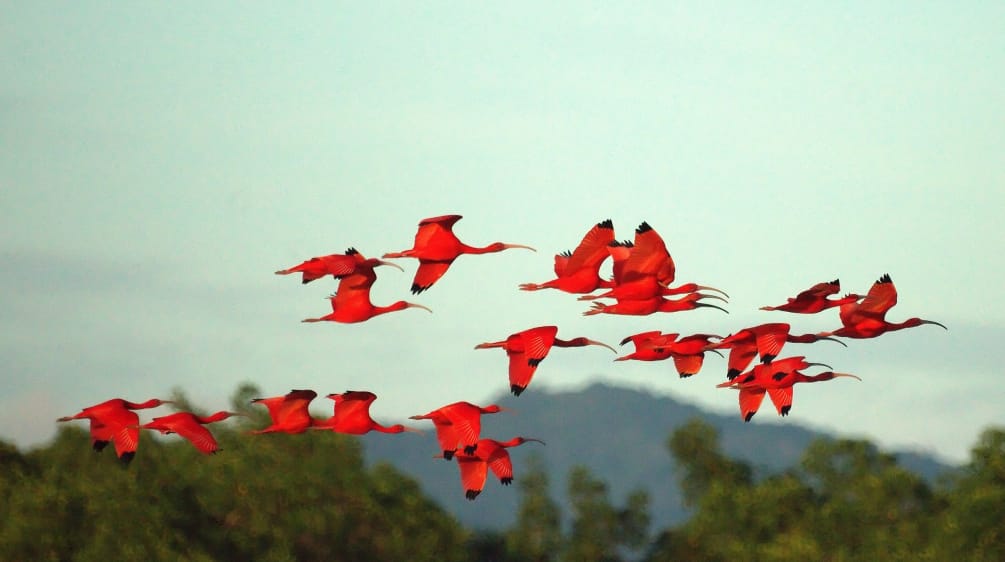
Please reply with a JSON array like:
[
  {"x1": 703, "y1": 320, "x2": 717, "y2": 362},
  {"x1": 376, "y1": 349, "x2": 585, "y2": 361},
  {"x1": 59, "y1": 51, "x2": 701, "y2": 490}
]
[
  {"x1": 506, "y1": 453, "x2": 562, "y2": 562},
  {"x1": 563, "y1": 465, "x2": 649, "y2": 562},
  {"x1": 936, "y1": 427, "x2": 1005, "y2": 560}
]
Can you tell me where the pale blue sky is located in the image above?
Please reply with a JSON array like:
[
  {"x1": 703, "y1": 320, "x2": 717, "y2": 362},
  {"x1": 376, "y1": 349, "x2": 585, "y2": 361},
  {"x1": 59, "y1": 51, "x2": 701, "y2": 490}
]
[{"x1": 3, "y1": 3, "x2": 1003, "y2": 463}]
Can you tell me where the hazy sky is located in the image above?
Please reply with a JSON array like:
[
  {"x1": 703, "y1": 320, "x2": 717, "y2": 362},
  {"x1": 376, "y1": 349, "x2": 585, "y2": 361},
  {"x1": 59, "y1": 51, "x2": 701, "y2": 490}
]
[{"x1": 3, "y1": 3, "x2": 1003, "y2": 465}]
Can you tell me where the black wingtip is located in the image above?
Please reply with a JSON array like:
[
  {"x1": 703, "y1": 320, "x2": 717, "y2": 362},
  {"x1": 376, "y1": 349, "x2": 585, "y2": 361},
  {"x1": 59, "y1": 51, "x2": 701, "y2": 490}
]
[
  {"x1": 345, "y1": 247, "x2": 358, "y2": 255},
  {"x1": 527, "y1": 358, "x2": 542, "y2": 367},
  {"x1": 501, "y1": 477, "x2": 513, "y2": 486},
  {"x1": 780, "y1": 406, "x2": 791, "y2": 417},
  {"x1": 679, "y1": 372, "x2": 695, "y2": 378},
  {"x1": 727, "y1": 368, "x2": 741, "y2": 380},
  {"x1": 442, "y1": 450, "x2": 454, "y2": 460},
  {"x1": 511, "y1": 385, "x2": 525, "y2": 396},
  {"x1": 463, "y1": 444, "x2": 477, "y2": 455},
  {"x1": 411, "y1": 283, "x2": 430, "y2": 295},
  {"x1": 878, "y1": 273, "x2": 892, "y2": 284},
  {"x1": 761, "y1": 354, "x2": 776, "y2": 364},
  {"x1": 831, "y1": 279, "x2": 839, "y2": 286},
  {"x1": 598, "y1": 219, "x2": 613, "y2": 229},
  {"x1": 465, "y1": 490, "x2": 481, "y2": 500},
  {"x1": 772, "y1": 371, "x2": 787, "y2": 381},
  {"x1": 636, "y1": 221, "x2": 652, "y2": 234},
  {"x1": 119, "y1": 452, "x2": 135, "y2": 465},
  {"x1": 744, "y1": 412, "x2": 755, "y2": 422},
  {"x1": 92, "y1": 440, "x2": 109, "y2": 453}
]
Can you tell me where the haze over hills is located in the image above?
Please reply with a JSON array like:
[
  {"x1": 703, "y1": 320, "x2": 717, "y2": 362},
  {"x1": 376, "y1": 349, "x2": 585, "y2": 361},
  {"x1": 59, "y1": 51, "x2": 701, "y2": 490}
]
[{"x1": 361, "y1": 381, "x2": 955, "y2": 531}]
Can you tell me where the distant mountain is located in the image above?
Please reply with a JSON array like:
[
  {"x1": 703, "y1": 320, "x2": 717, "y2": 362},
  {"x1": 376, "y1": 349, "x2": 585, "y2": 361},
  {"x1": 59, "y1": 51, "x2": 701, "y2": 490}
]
[{"x1": 360, "y1": 382, "x2": 954, "y2": 531}]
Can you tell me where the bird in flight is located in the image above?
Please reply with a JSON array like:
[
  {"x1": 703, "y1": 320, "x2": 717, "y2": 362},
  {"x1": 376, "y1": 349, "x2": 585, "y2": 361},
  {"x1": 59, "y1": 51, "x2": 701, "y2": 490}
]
[
  {"x1": 443, "y1": 436, "x2": 545, "y2": 500},
  {"x1": 410, "y1": 401, "x2": 509, "y2": 459},
  {"x1": 313, "y1": 391, "x2": 422, "y2": 435},
  {"x1": 707, "y1": 322, "x2": 846, "y2": 380},
  {"x1": 383, "y1": 214, "x2": 535, "y2": 294},
  {"x1": 249, "y1": 389, "x2": 319, "y2": 434},
  {"x1": 58, "y1": 397, "x2": 174, "y2": 464},
  {"x1": 475, "y1": 325, "x2": 615, "y2": 395},
  {"x1": 139, "y1": 410, "x2": 246, "y2": 454},
  {"x1": 821, "y1": 274, "x2": 947, "y2": 339},
  {"x1": 275, "y1": 247, "x2": 403, "y2": 284},
  {"x1": 301, "y1": 252, "x2": 431, "y2": 323},
  {"x1": 759, "y1": 279, "x2": 862, "y2": 314},
  {"x1": 718, "y1": 356, "x2": 860, "y2": 421},
  {"x1": 519, "y1": 219, "x2": 615, "y2": 294}
]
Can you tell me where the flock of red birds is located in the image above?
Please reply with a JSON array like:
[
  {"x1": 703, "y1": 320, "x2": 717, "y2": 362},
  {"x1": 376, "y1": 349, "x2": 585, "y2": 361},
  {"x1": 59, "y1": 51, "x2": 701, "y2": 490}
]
[{"x1": 58, "y1": 215, "x2": 947, "y2": 500}]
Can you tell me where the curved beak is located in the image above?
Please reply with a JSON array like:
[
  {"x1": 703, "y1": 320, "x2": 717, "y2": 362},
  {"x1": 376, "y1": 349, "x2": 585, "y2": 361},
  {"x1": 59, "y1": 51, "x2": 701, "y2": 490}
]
[
  {"x1": 820, "y1": 335, "x2": 848, "y2": 347},
  {"x1": 376, "y1": 260, "x2": 404, "y2": 272},
  {"x1": 403, "y1": 426, "x2": 424, "y2": 434},
  {"x1": 697, "y1": 294, "x2": 729, "y2": 304},
  {"x1": 805, "y1": 361, "x2": 834, "y2": 370},
  {"x1": 830, "y1": 372, "x2": 862, "y2": 381},
  {"x1": 923, "y1": 320, "x2": 948, "y2": 330},
  {"x1": 504, "y1": 244, "x2": 536, "y2": 252},
  {"x1": 708, "y1": 349, "x2": 724, "y2": 358},
  {"x1": 695, "y1": 302, "x2": 729, "y2": 314},
  {"x1": 589, "y1": 339, "x2": 617, "y2": 353},
  {"x1": 524, "y1": 438, "x2": 546, "y2": 446},
  {"x1": 696, "y1": 285, "x2": 730, "y2": 298},
  {"x1": 407, "y1": 303, "x2": 433, "y2": 313},
  {"x1": 716, "y1": 380, "x2": 740, "y2": 388},
  {"x1": 302, "y1": 318, "x2": 322, "y2": 323}
]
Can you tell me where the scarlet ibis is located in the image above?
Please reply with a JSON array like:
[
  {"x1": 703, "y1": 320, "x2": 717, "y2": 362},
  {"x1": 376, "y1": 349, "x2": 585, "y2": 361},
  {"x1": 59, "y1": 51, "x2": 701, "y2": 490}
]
[
  {"x1": 57, "y1": 398, "x2": 174, "y2": 464},
  {"x1": 615, "y1": 331, "x2": 723, "y2": 377},
  {"x1": 382, "y1": 214, "x2": 536, "y2": 294},
  {"x1": 579, "y1": 222, "x2": 727, "y2": 301},
  {"x1": 275, "y1": 247, "x2": 403, "y2": 284},
  {"x1": 519, "y1": 219, "x2": 615, "y2": 293},
  {"x1": 444, "y1": 437, "x2": 545, "y2": 500},
  {"x1": 717, "y1": 357, "x2": 859, "y2": 421},
  {"x1": 760, "y1": 279, "x2": 863, "y2": 313},
  {"x1": 475, "y1": 325, "x2": 615, "y2": 395},
  {"x1": 582, "y1": 293, "x2": 728, "y2": 316},
  {"x1": 313, "y1": 391, "x2": 421, "y2": 435},
  {"x1": 249, "y1": 389, "x2": 318, "y2": 434},
  {"x1": 822, "y1": 274, "x2": 947, "y2": 339},
  {"x1": 301, "y1": 255, "x2": 431, "y2": 323},
  {"x1": 410, "y1": 401, "x2": 509, "y2": 459},
  {"x1": 139, "y1": 411, "x2": 245, "y2": 454},
  {"x1": 708, "y1": 322, "x2": 846, "y2": 380}
]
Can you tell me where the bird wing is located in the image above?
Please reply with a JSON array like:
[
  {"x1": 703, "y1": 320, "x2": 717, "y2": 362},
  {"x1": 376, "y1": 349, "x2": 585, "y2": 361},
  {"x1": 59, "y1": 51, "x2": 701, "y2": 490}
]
[
  {"x1": 412, "y1": 261, "x2": 454, "y2": 294},
  {"x1": 486, "y1": 449, "x2": 515, "y2": 482},
  {"x1": 671, "y1": 353, "x2": 705, "y2": 377},
  {"x1": 552, "y1": 251, "x2": 572, "y2": 277},
  {"x1": 620, "y1": 330, "x2": 664, "y2": 349},
  {"x1": 622, "y1": 222, "x2": 675, "y2": 284},
  {"x1": 522, "y1": 326, "x2": 558, "y2": 362},
  {"x1": 766, "y1": 387, "x2": 794, "y2": 415},
  {"x1": 432, "y1": 422, "x2": 461, "y2": 454},
  {"x1": 332, "y1": 392, "x2": 376, "y2": 423},
  {"x1": 850, "y1": 274, "x2": 898, "y2": 322},
  {"x1": 110, "y1": 420, "x2": 140, "y2": 458},
  {"x1": 753, "y1": 325, "x2": 788, "y2": 360},
  {"x1": 727, "y1": 344, "x2": 758, "y2": 375},
  {"x1": 564, "y1": 219, "x2": 615, "y2": 273},
  {"x1": 456, "y1": 455, "x2": 489, "y2": 496},
  {"x1": 172, "y1": 419, "x2": 220, "y2": 454},
  {"x1": 443, "y1": 405, "x2": 482, "y2": 450},
  {"x1": 274, "y1": 390, "x2": 317, "y2": 427},
  {"x1": 801, "y1": 279, "x2": 840, "y2": 298},
  {"x1": 321, "y1": 253, "x2": 362, "y2": 278},
  {"x1": 414, "y1": 215, "x2": 462, "y2": 250},
  {"x1": 738, "y1": 387, "x2": 766, "y2": 421}
]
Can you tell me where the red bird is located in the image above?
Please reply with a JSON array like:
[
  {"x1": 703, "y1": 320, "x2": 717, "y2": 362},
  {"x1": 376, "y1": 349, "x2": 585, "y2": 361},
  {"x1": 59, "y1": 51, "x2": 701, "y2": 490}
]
[
  {"x1": 760, "y1": 279, "x2": 863, "y2": 314},
  {"x1": 57, "y1": 397, "x2": 174, "y2": 464},
  {"x1": 475, "y1": 325, "x2": 616, "y2": 395},
  {"x1": 615, "y1": 331, "x2": 724, "y2": 377},
  {"x1": 410, "y1": 401, "x2": 509, "y2": 459},
  {"x1": 301, "y1": 254, "x2": 431, "y2": 323},
  {"x1": 583, "y1": 292, "x2": 728, "y2": 317},
  {"x1": 275, "y1": 247, "x2": 403, "y2": 284},
  {"x1": 140, "y1": 411, "x2": 245, "y2": 454},
  {"x1": 445, "y1": 437, "x2": 545, "y2": 500},
  {"x1": 313, "y1": 391, "x2": 422, "y2": 435},
  {"x1": 822, "y1": 274, "x2": 947, "y2": 339},
  {"x1": 383, "y1": 214, "x2": 536, "y2": 294},
  {"x1": 580, "y1": 222, "x2": 727, "y2": 302},
  {"x1": 708, "y1": 322, "x2": 846, "y2": 380},
  {"x1": 250, "y1": 389, "x2": 318, "y2": 434},
  {"x1": 519, "y1": 219, "x2": 615, "y2": 293},
  {"x1": 717, "y1": 356, "x2": 860, "y2": 421}
]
